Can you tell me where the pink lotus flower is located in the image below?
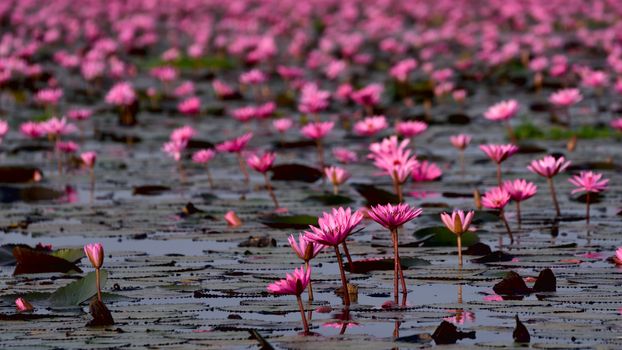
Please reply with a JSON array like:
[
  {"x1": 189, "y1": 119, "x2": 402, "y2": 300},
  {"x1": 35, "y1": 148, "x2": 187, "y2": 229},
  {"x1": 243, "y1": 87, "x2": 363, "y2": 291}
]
[
  {"x1": 368, "y1": 203, "x2": 422, "y2": 230},
  {"x1": 504, "y1": 179, "x2": 537, "y2": 226},
  {"x1": 267, "y1": 265, "x2": 312, "y2": 333},
  {"x1": 272, "y1": 118, "x2": 293, "y2": 133},
  {"x1": 325, "y1": 166, "x2": 350, "y2": 186},
  {"x1": 162, "y1": 139, "x2": 188, "y2": 161},
  {"x1": 67, "y1": 108, "x2": 92, "y2": 121},
  {"x1": 335, "y1": 83, "x2": 353, "y2": 101},
  {"x1": 480, "y1": 144, "x2": 519, "y2": 164},
  {"x1": 395, "y1": 120, "x2": 428, "y2": 138},
  {"x1": 611, "y1": 118, "x2": 622, "y2": 132},
  {"x1": 390, "y1": 58, "x2": 417, "y2": 82},
  {"x1": 224, "y1": 211, "x2": 242, "y2": 227},
  {"x1": 150, "y1": 66, "x2": 178, "y2": 82},
  {"x1": 528, "y1": 156, "x2": 571, "y2": 178},
  {"x1": 247, "y1": 152, "x2": 276, "y2": 173},
  {"x1": 581, "y1": 70, "x2": 608, "y2": 88},
  {"x1": 298, "y1": 83, "x2": 330, "y2": 114},
  {"x1": 484, "y1": 100, "x2": 519, "y2": 121},
  {"x1": 613, "y1": 248, "x2": 622, "y2": 265},
  {"x1": 267, "y1": 265, "x2": 311, "y2": 296},
  {"x1": 35, "y1": 88, "x2": 62, "y2": 106},
  {"x1": 301, "y1": 121, "x2": 334, "y2": 140},
  {"x1": 351, "y1": 83, "x2": 383, "y2": 109},
  {"x1": 528, "y1": 155, "x2": 571, "y2": 217},
  {"x1": 441, "y1": 210, "x2": 474, "y2": 236},
  {"x1": 239, "y1": 69, "x2": 266, "y2": 85},
  {"x1": 277, "y1": 66, "x2": 304, "y2": 81},
  {"x1": 81, "y1": 151, "x2": 97, "y2": 168},
  {"x1": 504, "y1": 179, "x2": 538, "y2": 201},
  {"x1": 170, "y1": 126, "x2": 196, "y2": 143},
  {"x1": 450, "y1": 134, "x2": 472, "y2": 150},
  {"x1": 56, "y1": 141, "x2": 79, "y2": 153},
  {"x1": 0, "y1": 120, "x2": 7, "y2": 139},
  {"x1": 84, "y1": 243, "x2": 104, "y2": 269},
  {"x1": 325, "y1": 166, "x2": 350, "y2": 195},
  {"x1": 216, "y1": 132, "x2": 253, "y2": 153},
  {"x1": 231, "y1": 106, "x2": 256, "y2": 122},
  {"x1": 42, "y1": 117, "x2": 76, "y2": 137},
  {"x1": 353, "y1": 116, "x2": 388, "y2": 136},
  {"x1": 333, "y1": 147, "x2": 358, "y2": 164},
  {"x1": 174, "y1": 81, "x2": 195, "y2": 97},
  {"x1": 549, "y1": 88, "x2": 582, "y2": 107},
  {"x1": 289, "y1": 233, "x2": 324, "y2": 261},
  {"x1": 178, "y1": 96, "x2": 201, "y2": 116},
  {"x1": 255, "y1": 102, "x2": 276, "y2": 119},
  {"x1": 569, "y1": 171, "x2": 609, "y2": 194},
  {"x1": 482, "y1": 187, "x2": 514, "y2": 242},
  {"x1": 212, "y1": 80, "x2": 235, "y2": 99},
  {"x1": 481, "y1": 187, "x2": 511, "y2": 210},
  {"x1": 569, "y1": 171, "x2": 608, "y2": 224},
  {"x1": 306, "y1": 207, "x2": 364, "y2": 247},
  {"x1": 15, "y1": 298, "x2": 33, "y2": 312},
  {"x1": 369, "y1": 136, "x2": 417, "y2": 199},
  {"x1": 452, "y1": 90, "x2": 467, "y2": 103},
  {"x1": 20, "y1": 122, "x2": 46, "y2": 138},
  {"x1": 411, "y1": 161, "x2": 442, "y2": 182},
  {"x1": 105, "y1": 82, "x2": 136, "y2": 107},
  {"x1": 192, "y1": 149, "x2": 215, "y2": 164}
]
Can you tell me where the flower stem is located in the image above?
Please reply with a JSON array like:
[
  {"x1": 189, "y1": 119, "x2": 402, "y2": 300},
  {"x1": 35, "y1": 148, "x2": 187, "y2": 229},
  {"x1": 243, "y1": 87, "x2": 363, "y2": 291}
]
[
  {"x1": 547, "y1": 177, "x2": 561, "y2": 217},
  {"x1": 496, "y1": 163, "x2": 502, "y2": 187},
  {"x1": 89, "y1": 168, "x2": 95, "y2": 204},
  {"x1": 341, "y1": 241, "x2": 353, "y2": 269},
  {"x1": 333, "y1": 184, "x2": 339, "y2": 195},
  {"x1": 586, "y1": 192, "x2": 590, "y2": 225},
  {"x1": 459, "y1": 150, "x2": 465, "y2": 176},
  {"x1": 334, "y1": 245, "x2": 350, "y2": 306},
  {"x1": 457, "y1": 235, "x2": 463, "y2": 268},
  {"x1": 392, "y1": 172, "x2": 403, "y2": 203},
  {"x1": 95, "y1": 268, "x2": 102, "y2": 302},
  {"x1": 500, "y1": 209, "x2": 514, "y2": 244},
  {"x1": 205, "y1": 165, "x2": 214, "y2": 188},
  {"x1": 305, "y1": 260, "x2": 313, "y2": 301},
  {"x1": 516, "y1": 201, "x2": 522, "y2": 227},
  {"x1": 263, "y1": 173, "x2": 279, "y2": 208},
  {"x1": 316, "y1": 140, "x2": 325, "y2": 170},
  {"x1": 296, "y1": 294, "x2": 310, "y2": 334},
  {"x1": 237, "y1": 153, "x2": 250, "y2": 186}
]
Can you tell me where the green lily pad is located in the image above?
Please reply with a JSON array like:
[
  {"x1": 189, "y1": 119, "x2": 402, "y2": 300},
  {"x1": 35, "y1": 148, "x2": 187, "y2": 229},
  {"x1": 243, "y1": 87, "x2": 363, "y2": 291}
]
[
  {"x1": 352, "y1": 183, "x2": 399, "y2": 206},
  {"x1": 259, "y1": 215, "x2": 318, "y2": 229},
  {"x1": 48, "y1": 270, "x2": 108, "y2": 307},
  {"x1": 304, "y1": 193, "x2": 353, "y2": 205},
  {"x1": 50, "y1": 248, "x2": 85, "y2": 263},
  {"x1": 413, "y1": 227, "x2": 479, "y2": 247}
]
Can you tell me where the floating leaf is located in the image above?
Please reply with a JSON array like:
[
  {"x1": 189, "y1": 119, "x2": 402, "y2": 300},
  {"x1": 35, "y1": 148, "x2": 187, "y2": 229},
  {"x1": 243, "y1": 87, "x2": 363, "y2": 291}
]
[
  {"x1": 238, "y1": 236, "x2": 276, "y2": 248},
  {"x1": 259, "y1": 215, "x2": 318, "y2": 229},
  {"x1": 471, "y1": 251, "x2": 514, "y2": 264},
  {"x1": 86, "y1": 299, "x2": 114, "y2": 327},
  {"x1": 13, "y1": 247, "x2": 82, "y2": 275},
  {"x1": 472, "y1": 210, "x2": 501, "y2": 223},
  {"x1": 352, "y1": 183, "x2": 399, "y2": 206},
  {"x1": 48, "y1": 270, "x2": 108, "y2": 307},
  {"x1": 50, "y1": 248, "x2": 85, "y2": 263},
  {"x1": 463, "y1": 242, "x2": 492, "y2": 256},
  {"x1": 413, "y1": 227, "x2": 479, "y2": 247},
  {"x1": 432, "y1": 320, "x2": 476, "y2": 345},
  {"x1": 446, "y1": 113, "x2": 471, "y2": 125},
  {"x1": 133, "y1": 185, "x2": 171, "y2": 196},
  {"x1": 273, "y1": 140, "x2": 316, "y2": 149},
  {"x1": 270, "y1": 164, "x2": 322, "y2": 183},
  {"x1": 0, "y1": 166, "x2": 43, "y2": 183},
  {"x1": 345, "y1": 257, "x2": 430, "y2": 273},
  {"x1": 532, "y1": 268, "x2": 556, "y2": 292},
  {"x1": 513, "y1": 315, "x2": 530, "y2": 343},
  {"x1": 493, "y1": 271, "x2": 531, "y2": 295},
  {"x1": 304, "y1": 193, "x2": 353, "y2": 205}
]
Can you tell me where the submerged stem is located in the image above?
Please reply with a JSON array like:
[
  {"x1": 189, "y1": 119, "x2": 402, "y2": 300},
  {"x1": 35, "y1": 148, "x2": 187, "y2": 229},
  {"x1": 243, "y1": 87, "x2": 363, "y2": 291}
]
[
  {"x1": 547, "y1": 177, "x2": 561, "y2": 217},
  {"x1": 305, "y1": 260, "x2": 313, "y2": 301},
  {"x1": 334, "y1": 245, "x2": 350, "y2": 306},
  {"x1": 263, "y1": 173, "x2": 279, "y2": 208},
  {"x1": 500, "y1": 209, "x2": 514, "y2": 244},
  {"x1": 296, "y1": 294, "x2": 310, "y2": 334}
]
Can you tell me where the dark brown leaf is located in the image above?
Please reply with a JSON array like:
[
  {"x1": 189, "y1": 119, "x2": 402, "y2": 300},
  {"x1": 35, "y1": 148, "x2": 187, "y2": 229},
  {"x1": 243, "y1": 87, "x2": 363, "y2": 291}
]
[{"x1": 13, "y1": 247, "x2": 82, "y2": 275}]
